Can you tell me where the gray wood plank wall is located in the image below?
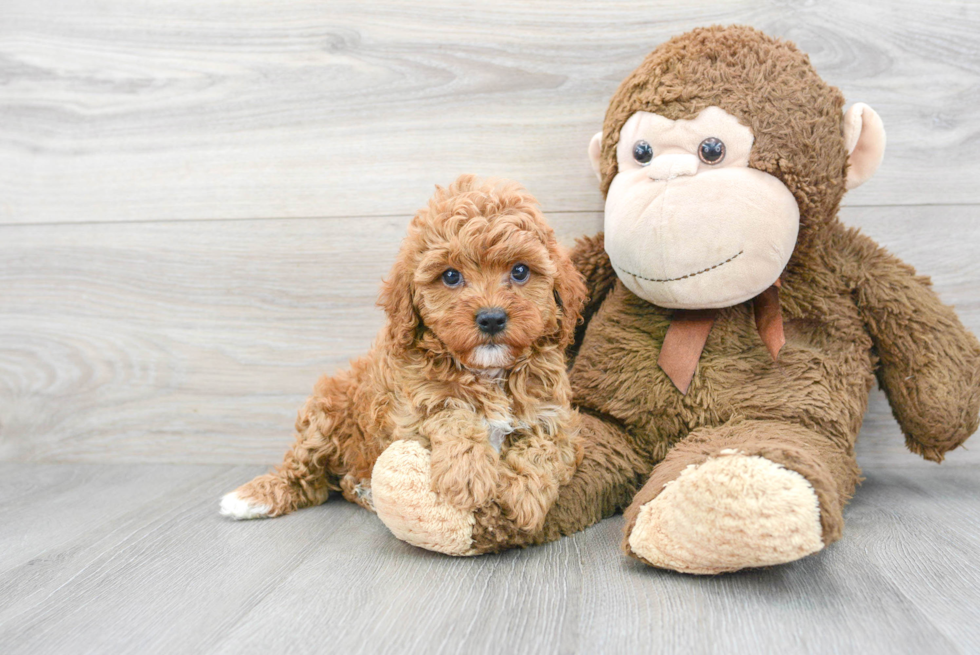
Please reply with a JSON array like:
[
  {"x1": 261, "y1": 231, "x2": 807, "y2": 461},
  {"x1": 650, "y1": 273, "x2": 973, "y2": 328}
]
[
  {"x1": 3, "y1": 4, "x2": 980, "y2": 655},
  {"x1": 2, "y1": 0, "x2": 979, "y2": 471}
]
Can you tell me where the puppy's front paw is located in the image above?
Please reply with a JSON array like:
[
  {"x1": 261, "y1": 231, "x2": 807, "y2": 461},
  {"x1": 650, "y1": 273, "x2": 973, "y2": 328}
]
[
  {"x1": 372, "y1": 440, "x2": 477, "y2": 556},
  {"x1": 430, "y1": 440, "x2": 499, "y2": 510},
  {"x1": 496, "y1": 472, "x2": 557, "y2": 534},
  {"x1": 219, "y1": 490, "x2": 272, "y2": 520}
]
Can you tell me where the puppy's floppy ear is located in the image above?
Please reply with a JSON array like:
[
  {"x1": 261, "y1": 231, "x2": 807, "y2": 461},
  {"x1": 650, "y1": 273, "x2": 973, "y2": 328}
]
[
  {"x1": 548, "y1": 237, "x2": 588, "y2": 347},
  {"x1": 378, "y1": 249, "x2": 422, "y2": 351}
]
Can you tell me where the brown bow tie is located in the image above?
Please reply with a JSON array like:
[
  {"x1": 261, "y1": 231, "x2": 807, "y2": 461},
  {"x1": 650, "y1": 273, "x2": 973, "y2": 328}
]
[{"x1": 657, "y1": 282, "x2": 785, "y2": 395}]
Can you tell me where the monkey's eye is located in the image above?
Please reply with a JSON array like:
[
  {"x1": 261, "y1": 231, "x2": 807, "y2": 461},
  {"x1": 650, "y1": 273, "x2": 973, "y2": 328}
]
[
  {"x1": 698, "y1": 137, "x2": 726, "y2": 164},
  {"x1": 510, "y1": 263, "x2": 530, "y2": 284},
  {"x1": 441, "y1": 268, "x2": 463, "y2": 288},
  {"x1": 632, "y1": 140, "x2": 654, "y2": 166}
]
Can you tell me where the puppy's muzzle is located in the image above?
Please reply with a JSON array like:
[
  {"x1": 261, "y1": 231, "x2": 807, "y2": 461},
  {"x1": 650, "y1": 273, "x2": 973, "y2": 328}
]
[{"x1": 475, "y1": 308, "x2": 507, "y2": 336}]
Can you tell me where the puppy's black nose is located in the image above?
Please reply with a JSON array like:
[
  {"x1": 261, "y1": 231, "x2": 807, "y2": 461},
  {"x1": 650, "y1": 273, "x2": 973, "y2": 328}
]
[{"x1": 476, "y1": 308, "x2": 507, "y2": 335}]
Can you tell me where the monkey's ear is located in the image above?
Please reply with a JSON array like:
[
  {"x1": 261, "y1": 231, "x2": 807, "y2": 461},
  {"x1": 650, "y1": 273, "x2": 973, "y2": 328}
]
[
  {"x1": 588, "y1": 132, "x2": 603, "y2": 181},
  {"x1": 843, "y1": 103, "x2": 886, "y2": 190}
]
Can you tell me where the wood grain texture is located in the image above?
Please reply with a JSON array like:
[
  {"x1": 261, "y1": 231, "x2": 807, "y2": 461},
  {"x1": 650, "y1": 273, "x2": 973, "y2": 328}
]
[
  {"x1": 0, "y1": 463, "x2": 978, "y2": 654},
  {"x1": 2, "y1": 2, "x2": 979, "y2": 652},
  {"x1": 1, "y1": 206, "x2": 978, "y2": 465},
  {"x1": 2, "y1": 0, "x2": 980, "y2": 224},
  {"x1": 0, "y1": 210, "x2": 600, "y2": 463}
]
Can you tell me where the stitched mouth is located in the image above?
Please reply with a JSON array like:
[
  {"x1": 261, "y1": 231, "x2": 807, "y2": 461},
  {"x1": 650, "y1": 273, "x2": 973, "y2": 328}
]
[{"x1": 615, "y1": 250, "x2": 743, "y2": 283}]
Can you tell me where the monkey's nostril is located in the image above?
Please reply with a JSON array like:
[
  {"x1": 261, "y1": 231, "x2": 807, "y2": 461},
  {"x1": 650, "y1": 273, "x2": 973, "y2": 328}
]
[{"x1": 475, "y1": 308, "x2": 508, "y2": 335}]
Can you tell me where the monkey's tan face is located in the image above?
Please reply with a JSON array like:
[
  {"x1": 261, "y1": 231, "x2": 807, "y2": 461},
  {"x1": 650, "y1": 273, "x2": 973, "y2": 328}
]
[{"x1": 600, "y1": 107, "x2": 800, "y2": 309}]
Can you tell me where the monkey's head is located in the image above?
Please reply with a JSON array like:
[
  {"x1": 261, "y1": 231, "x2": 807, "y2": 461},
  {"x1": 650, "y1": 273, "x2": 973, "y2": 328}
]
[{"x1": 589, "y1": 26, "x2": 886, "y2": 309}]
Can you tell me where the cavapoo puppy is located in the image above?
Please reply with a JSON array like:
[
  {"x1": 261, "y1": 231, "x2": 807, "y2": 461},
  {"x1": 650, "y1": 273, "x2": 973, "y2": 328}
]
[{"x1": 220, "y1": 175, "x2": 587, "y2": 539}]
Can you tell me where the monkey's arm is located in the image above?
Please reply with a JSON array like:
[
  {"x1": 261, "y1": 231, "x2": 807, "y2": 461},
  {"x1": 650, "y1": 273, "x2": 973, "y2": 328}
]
[
  {"x1": 843, "y1": 228, "x2": 980, "y2": 461},
  {"x1": 567, "y1": 232, "x2": 618, "y2": 361}
]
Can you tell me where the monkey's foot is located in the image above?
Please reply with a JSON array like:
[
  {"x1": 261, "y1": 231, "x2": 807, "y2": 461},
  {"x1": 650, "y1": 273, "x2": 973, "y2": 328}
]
[
  {"x1": 626, "y1": 451, "x2": 824, "y2": 574},
  {"x1": 372, "y1": 440, "x2": 478, "y2": 556}
]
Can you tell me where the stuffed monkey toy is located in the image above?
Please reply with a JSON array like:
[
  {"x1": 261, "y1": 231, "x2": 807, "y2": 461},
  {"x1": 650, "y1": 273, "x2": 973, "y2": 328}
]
[{"x1": 371, "y1": 25, "x2": 980, "y2": 574}]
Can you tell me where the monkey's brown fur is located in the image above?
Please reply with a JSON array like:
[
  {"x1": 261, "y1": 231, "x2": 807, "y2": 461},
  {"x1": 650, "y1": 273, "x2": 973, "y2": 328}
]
[
  {"x1": 227, "y1": 175, "x2": 587, "y2": 533},
  {"x1": 463, "y1": 26, "x2": 980, "y2": 561}
]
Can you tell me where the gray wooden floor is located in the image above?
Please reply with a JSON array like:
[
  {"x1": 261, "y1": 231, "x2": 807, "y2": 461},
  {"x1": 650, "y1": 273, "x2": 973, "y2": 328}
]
[
  {"x1": 3, "y1": 0, "x2": 980, "y2": 653},
  {"x1": 1, "y1": 460, "x2": 979, "y2": 654}
]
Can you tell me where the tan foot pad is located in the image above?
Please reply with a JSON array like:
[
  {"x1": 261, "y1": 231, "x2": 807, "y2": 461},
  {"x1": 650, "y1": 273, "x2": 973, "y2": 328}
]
[
  {"x1": 372, "y1": 440, "x2": 477, "y2": 556},
  {"x1": 629, "y1": 452, "x2": 824, "y2": 574}
]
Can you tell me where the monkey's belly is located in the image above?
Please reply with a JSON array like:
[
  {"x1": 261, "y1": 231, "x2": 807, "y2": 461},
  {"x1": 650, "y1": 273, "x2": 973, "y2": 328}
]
[{"x1": 569, "y1": 283, "x2": 876, "y2": 457}]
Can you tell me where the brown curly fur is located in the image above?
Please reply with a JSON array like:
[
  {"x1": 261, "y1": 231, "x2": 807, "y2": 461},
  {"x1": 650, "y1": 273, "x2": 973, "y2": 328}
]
[
  {"x1": 227, "y1": 175, "x2": 587, "y2": 534},
  {"x1": 462, "y1": 26, "x2": 980, "y2": 562}
]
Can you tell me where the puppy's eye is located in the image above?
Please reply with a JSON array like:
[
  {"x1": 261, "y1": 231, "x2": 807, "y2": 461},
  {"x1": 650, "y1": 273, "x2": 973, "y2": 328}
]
[
  {"x1": 698, "y1": 137, "x2": 726, "y2": 164},
  {"x1": 632, "y1": 140, "x2": 653, "y2": 166},
  {"x1": 441, "y1": 268, "x2": 463, "y2": 288},
  {"x1": 510, "y1": 263, "x2": 530, "y2": 284}
]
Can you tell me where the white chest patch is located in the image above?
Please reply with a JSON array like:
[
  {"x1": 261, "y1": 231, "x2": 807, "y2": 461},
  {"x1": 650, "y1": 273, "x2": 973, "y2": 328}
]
[
  {"x1": 486, "y1": 420, "x2": 511, "y2": 453},
  {"x1": 484, "y1": 416, "x2": 530, "y2": 453},
  {"x1": 472, "y1": 368, "x2": 505, "y2": 380}
]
